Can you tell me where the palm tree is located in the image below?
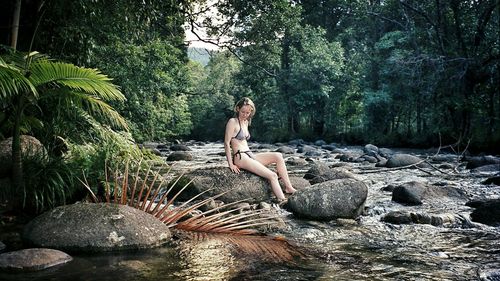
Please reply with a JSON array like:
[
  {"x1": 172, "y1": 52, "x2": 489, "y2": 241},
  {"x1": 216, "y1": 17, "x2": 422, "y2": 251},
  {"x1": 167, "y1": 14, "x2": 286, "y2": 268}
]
[{"x1": 0, "y1": 48, "x2": 128, "y2": 191}]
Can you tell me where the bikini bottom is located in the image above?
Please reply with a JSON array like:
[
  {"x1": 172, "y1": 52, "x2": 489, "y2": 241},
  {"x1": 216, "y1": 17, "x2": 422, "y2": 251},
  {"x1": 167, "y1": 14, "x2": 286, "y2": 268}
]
[{"x1": 233, "y1": 150, "x2": 255, "y2": 160}]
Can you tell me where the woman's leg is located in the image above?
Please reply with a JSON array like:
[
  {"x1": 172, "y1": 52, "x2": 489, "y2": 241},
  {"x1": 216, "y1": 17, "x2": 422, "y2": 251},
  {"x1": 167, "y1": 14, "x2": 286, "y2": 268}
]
[
  {"x1": 234, "y1": 154, "x2": 286, "y2": 200},
  {"x1": 254, "y1": 152, "x2": 296, "y2": 194}
]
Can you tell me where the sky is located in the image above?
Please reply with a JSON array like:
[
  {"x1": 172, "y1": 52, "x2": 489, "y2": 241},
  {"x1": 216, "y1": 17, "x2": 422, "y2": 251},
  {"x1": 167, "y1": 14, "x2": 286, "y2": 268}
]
[{"x1": 184, "y1": 0, "x2": 221, "y2": 50}]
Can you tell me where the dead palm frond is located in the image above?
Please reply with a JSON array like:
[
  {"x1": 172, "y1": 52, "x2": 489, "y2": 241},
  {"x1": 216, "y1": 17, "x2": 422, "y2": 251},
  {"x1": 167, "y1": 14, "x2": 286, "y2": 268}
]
[
  {"x1": 80, "y1": 160, "x2": 306, "y2": 262},
  {"x1": 81, "y1": 160, "x2": 279, "y2": 235}
]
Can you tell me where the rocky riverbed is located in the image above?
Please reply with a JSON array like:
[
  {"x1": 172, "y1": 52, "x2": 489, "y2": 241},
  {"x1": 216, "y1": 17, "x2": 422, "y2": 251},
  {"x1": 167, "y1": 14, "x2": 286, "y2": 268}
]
[
  {"x1": 158, "y1": 140, "x2": 500, "y2": 280},
  {"x1": 1, "y1": 140, "x2": 499, "y2": 281}
]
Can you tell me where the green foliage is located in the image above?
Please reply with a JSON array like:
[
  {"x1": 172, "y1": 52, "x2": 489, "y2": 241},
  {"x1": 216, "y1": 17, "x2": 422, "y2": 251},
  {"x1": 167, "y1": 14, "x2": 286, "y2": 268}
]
[
  {"x1": 92, "y1": 39, "x2": 192, "y2": 142},
  {"x1": 10, "y1": 152, "x2": 77, "y2": 213},
  {"x1": 66, "y1": 122, "x2": 163, "y2": 194},
  {"x1": 29, "y1": 0, "x2": 191, "y2": 142}
]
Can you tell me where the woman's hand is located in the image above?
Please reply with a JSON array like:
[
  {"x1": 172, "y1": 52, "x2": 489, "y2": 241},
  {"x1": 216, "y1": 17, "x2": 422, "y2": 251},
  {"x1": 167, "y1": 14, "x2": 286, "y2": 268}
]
[{"x1": 229, "y1": 164, "x2": 240, "y2": 174}]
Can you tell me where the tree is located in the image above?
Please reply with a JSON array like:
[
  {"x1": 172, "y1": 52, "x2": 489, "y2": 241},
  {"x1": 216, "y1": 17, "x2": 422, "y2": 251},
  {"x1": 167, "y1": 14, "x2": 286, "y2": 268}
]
[{"x1": 0, "y1": 48, "x2": 127, "y2": 190}]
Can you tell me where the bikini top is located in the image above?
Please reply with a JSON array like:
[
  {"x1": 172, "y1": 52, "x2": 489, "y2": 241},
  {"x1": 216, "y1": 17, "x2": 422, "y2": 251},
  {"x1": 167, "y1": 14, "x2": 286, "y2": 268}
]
[{"x1": 232, "y1": 119, "x2": 250, "y2": 141}]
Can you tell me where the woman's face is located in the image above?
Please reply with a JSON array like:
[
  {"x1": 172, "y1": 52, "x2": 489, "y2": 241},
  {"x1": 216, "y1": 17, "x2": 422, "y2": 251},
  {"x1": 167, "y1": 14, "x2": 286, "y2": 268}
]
[{"x1": 238, "y1": 105, "x2": 253, "y2": 120}]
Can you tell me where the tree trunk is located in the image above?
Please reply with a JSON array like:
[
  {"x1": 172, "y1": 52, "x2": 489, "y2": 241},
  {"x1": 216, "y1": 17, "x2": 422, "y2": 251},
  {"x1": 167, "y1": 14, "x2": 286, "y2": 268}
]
[
  {"x1": 11, "y1": 97, "x2": 25, "y2": 192},
  {"x1": 10, "y1": 0, "x2": 21, "y2": 49}
]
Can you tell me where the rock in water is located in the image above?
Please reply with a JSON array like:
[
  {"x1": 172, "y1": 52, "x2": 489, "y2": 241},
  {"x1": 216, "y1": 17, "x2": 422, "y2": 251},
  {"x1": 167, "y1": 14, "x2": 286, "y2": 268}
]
[
  {"x1": 287, "y1": 178, "x2": 368, "y2": 220},
  {"x1": 0, "y1": 248, "x2": 72, "y2": 272},
  {"x1": 23, "y1": 203, "x2": 171, "y2": 252}
]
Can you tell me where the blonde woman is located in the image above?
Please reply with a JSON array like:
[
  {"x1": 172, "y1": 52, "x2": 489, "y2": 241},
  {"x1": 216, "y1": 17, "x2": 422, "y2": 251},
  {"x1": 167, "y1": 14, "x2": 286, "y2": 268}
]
[{"x1": 224, "y1": 97, "x2": 296, "y2": 202}]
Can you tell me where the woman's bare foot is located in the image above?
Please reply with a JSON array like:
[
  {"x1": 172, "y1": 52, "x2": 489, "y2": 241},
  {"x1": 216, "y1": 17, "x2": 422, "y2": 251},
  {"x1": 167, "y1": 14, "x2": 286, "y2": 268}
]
[{"x1": 284, "y1": 186, "x2": 297, "y2": 194}]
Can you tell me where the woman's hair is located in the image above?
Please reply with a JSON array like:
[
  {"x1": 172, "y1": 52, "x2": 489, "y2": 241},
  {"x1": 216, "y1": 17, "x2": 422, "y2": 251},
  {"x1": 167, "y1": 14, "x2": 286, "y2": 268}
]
[{"x1": 234, "y1": 97, "x2": 256, "y2": 125}]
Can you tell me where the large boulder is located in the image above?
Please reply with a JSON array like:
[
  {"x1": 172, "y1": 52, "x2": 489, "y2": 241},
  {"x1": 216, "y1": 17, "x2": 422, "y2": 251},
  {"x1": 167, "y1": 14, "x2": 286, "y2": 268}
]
[
  {"x1": 0, "y1": 135, "x2": 46, "y2": 178},
  {"x1": 466, "y1": 199, "x2": 500, "y2": 226},
  {"x1": 23, "y1": 203, "x2": 171, "y2": 252},
  {"x1": 175, "y1": 167, "x2": 274, "y2": 203},
  {"x1": 392, "y1": 181, "x2": 466, "y2": 205},
  {"x1": 287, "y1": 178, "x2": 368, "y2": 220},
  {"x1": 0, "y1": 248, "x2": 72, "y2": 272}
]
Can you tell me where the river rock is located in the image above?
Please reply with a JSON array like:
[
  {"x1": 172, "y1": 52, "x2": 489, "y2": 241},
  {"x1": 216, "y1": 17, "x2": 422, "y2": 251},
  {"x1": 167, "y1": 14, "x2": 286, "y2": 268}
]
[
  {"x1": 338, "y1": 152, "x2": 362, "y2": 162},
  {"x1": 466, "y1": 198, "x2": 500, "y2": 226},
  {"x1": 465, "y1": 155, "x2": 500, "y2": 169},
  {"x1": 286, "y1": 157, "x2": 308, "y2": 166},
  {"x1": 276, "y1": 146, "x2": 295, "y2": 154},
  {"x1": 322, "y1": 144, "x2": 337, "y2": 151},
  {"x1": 471, "y1": 164, "x2": 500, "y2": 174},
  {"x1": 482, "y1": 176, "x2": 500, "y2": 185},
  {"x1": 297, "y1": 145, "x2": 317, "y2": 154},
  {"x1": 385, "y1": 154, "x2": 429, "y2": 168},
  {"x1": 0, "y1": 248, "x2": 72, "y2": 272},
  {"x1": 287, "y1": 178, "x2": 368, "y2": 220},
  {"x1": 170, "y1": 144, "x2": 192, "y2": 151},
  {"x1": 0, "y1": 135, "x2": 47, "y2": 178},
  {"x1": 304, "y1": 162, "x2": 355, "y2": 184},
  {"x1": 282, "y1": 176, "x2": 310, "y2": 190},
  {"x1": 166, "y1": 151, "x2": 193, "y2": 161},
  {"x1": 174, "y1": 167, "x2": 274, "y2": 203},
  {"x1": 378, "y1": 148, "x2": 394, "y2": 158},
  {"x1": 382, "y1": 211, "x2": 469, "y2": 227},
  {"x1": 363, "y1": 144, "x2": 379, "y2": 154},
  {"x1": 392, "y1": 181, "x2": 466, "y2": 205},
  {"x1": 23, "y1": 203, "x2": 171, "y2": 252}
]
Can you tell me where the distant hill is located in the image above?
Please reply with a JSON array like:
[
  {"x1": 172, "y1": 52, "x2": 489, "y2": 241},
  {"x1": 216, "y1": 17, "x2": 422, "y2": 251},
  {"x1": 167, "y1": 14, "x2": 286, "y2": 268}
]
[{"x1": 188, "y1": 47, "x2": 216, "y2": 66}]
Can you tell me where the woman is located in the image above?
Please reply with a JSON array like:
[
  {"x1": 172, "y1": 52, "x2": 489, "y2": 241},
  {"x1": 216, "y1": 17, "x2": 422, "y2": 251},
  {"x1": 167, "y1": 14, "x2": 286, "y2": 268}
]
[{"x1": 224, "y1": 97, "x2": 296, "y2": 202}]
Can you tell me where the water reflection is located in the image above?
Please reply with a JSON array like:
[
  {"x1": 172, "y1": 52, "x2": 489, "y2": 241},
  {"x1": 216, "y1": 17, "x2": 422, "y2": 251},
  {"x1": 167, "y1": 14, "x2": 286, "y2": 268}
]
[{"x1": 174, "y1": 236, "x2": 239, "y2": 280}]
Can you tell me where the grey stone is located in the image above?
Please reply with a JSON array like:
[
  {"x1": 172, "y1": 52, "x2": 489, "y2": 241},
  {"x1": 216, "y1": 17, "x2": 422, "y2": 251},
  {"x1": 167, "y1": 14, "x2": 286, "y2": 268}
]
[
  {"x1": 23, "y1": 203, "x2": 171, "y2": 252},
  {"x1": 0, "y1": 135, "x2": 47, "y2": 178},
  {"x1": 167, "y1": 151, "x2": 193, "y2": 161},
  {"x1": 0, "y1": 248, "x2": 72, "y2": 272},
  {"x1": 275, "y1": 146, "x2": 295, "y2": 154},
  {"x1": 287, "y1": 178, "x2": 368, "y2": 220},
  {"x1": 304, "y1": 162, "x2": 355, "y2": 184},
  {"x1": 174, "y1": 167, "x2": 274, "y2": 203},
  {"x1": 386, "y1": 154, "x2": 429, "y2": 168}
]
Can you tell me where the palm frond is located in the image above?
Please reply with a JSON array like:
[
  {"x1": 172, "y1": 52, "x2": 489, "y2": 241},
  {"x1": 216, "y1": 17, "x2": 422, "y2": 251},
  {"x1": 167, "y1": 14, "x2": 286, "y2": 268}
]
[
  {"x1": 81, "y1": 161, "x2": 306, "y2": 263},
  {"x1": 84, "y1": 162, "x2": 280, "y2": 234},
  {"x1": 58, "y1": 90, "x2": 128, "y2": 130},
  {"x1": 28, "y1": 60, "x2": 125, "y2": 102},
  {"x1": 0, "y1": 62, "x2": 38, "y2": 100}
]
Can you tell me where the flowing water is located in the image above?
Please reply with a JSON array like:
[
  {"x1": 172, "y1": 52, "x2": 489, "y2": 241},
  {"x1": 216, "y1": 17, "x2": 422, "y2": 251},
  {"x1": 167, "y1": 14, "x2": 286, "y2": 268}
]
[{"x1": 1, "y1": 142, "x2": 499, "y2": 280}]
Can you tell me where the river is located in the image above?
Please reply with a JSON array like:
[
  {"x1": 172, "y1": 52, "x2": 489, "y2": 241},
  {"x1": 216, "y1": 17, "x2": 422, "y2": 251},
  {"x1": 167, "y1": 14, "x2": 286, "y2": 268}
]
[{"x1": 1, "y1": 141, "x2": 499, "y2": 280}]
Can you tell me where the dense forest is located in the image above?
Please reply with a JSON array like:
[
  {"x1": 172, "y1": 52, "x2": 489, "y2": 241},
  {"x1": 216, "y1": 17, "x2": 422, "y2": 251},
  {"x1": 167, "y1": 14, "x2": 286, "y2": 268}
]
[{"x1": 0, "y1": 0, "x2": 499, "y2": 212}]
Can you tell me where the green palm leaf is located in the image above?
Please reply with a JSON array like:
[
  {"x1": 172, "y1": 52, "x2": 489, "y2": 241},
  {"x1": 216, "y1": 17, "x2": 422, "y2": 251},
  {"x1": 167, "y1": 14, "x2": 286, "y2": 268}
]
[
  {"x1": 63, "y1": 91, "x2": 129, "y2": 130},
  {"x1": 0, "y1": 58, "x2": 38, "y2": 99},
  {"x1": 29, "y1": 60, "x2": 125, "y2": 102}
]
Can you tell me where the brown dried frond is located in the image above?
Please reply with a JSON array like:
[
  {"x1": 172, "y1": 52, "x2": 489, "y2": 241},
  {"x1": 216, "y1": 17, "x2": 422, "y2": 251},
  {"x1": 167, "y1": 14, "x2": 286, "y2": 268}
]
[
  {"x1": 83, "y1": 161, "x2": 280, "y2": 236},
  {"x1": 82, "y1": 161, "x2": 306, "y2": 263}
]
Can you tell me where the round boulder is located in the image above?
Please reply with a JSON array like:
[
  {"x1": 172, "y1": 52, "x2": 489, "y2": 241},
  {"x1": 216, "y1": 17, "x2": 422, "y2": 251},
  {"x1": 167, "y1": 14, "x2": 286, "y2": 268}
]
[
  {"x1": 23, "y1": 203, "x2": 171, "y2": 252},
  {"x1": 0, "y1": 248, "x2": 72, "y2": 272},
  {"x1": 0, "y1": 135, "x2": 47, "y2": 178},
  {"x1": 174, "y1": 167, "x2": 274, "y2": 203},
  {"x1": 287, "y1": 178, "x2": 368, "y2": 220}
]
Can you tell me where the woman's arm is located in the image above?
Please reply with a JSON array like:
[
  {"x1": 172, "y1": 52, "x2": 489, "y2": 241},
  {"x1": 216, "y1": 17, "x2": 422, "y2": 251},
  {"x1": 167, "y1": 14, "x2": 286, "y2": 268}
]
[{"x1": 224, "y1": 118, "x2": 240, "y2": 173}]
